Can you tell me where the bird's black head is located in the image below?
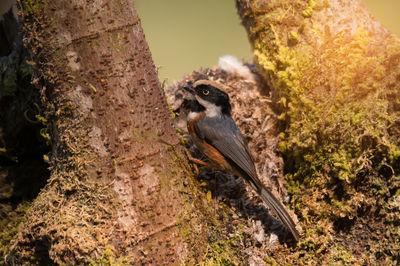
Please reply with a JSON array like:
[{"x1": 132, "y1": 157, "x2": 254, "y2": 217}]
[{"x1": 183, "y1": 80, "x2": 231, "y2": 115}]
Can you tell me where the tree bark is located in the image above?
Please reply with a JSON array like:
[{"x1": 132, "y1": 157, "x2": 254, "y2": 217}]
[
  {"x1": 7, "y1": 0, "x2": 221, "y2": 264},
  {"x1": 236, "y1": 0, "x2": 400, "y2": 264}
]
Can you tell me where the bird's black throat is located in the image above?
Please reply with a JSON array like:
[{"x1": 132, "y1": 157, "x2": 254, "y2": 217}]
[{"x1": 189, "y1": 99, "x2": 205, "y2": 113}]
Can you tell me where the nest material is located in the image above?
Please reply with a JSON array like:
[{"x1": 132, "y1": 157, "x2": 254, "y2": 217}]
[{"x1": 165, "y1": 64, "x2": 299, "y2": 262}]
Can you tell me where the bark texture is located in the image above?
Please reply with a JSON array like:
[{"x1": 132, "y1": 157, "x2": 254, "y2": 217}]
[
  {"x1": 7, "y1": 0, "x2": 219, "y2": 264},
  {"x1": 236, "y1": 0, "x2": 400, "y2": 264}
]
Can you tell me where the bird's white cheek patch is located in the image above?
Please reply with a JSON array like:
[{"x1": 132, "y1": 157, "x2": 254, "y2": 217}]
[{"x1": 195, "y1": 95, "x2": 221, "y2": 118}]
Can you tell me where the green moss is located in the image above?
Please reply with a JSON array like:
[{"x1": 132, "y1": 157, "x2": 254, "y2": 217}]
[
  {"x1": 156, "y1": 146, "x2": 215, "y2": 262},
  {"x1": 0, "y1": 202, "x2": 31, "y2": 258},
  {"x1": 35, "y1": 114, "x2": 48, "y2": 125},
  {"x1": 89, "y1": 245, "x2": 115, "y2": 265},
  {"x1": 169, "y1": 107, "x2": 176, "y2": 119},
  {"x1": 161, "y1": 143, "x2": 243, "y2": 264},
  {"x1": 89, "y1": 245, "x2": 137, "y2": 265},
  {"x1": 178, "y1": 134, "x2": 188, "y2": 145},
  {"x1": 22, "y1": 0, "x2": 42, "y2": 15},
  {"x1": 39, "y1": 126, "x2": 51, "y2": 146},
  {"x1": 280, "y1": 26, "x2": 400, "y2": 185},
  {"x1": 327, "y1": 246, "x2": 353, "y2": 264},
  {"x1": 302, "y1": 0, "x2": 316, "y2": 17},
  {"x1": 199, "y1": 233, "x2": 242, "y2": 266},
  {"x1": 242, "y1": 1, "x2": 400, "y2": 263},
  {"x1": 264, "y1": 257, "x2": 277, "y2": 265},
  {"x1": 288, "y1": 31, "x2": 300, "y2": 46},
  {"x1": 1, "y1": 69, "x2": 18, "y2": 96},
  {"x1": 0, "y1": 185, "x2": 13, "y2": 199},
  {"x1": 59, "y1": 102, "x2": 76, "y2": 117}
]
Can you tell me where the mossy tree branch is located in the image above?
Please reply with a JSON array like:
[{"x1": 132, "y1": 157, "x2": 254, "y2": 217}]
[{"x1": 236, "y1": 0, "x2": 400, "y2": 264}]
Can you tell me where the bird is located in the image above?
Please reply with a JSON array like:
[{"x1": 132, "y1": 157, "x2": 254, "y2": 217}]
[{"x1": 183, "y1": 79, "x2": 300, "y2": 241}]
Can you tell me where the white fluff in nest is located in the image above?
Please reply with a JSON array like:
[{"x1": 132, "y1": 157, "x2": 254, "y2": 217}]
[{"x1": 218, "y1": 55, "x2": 256, "y2": 83}]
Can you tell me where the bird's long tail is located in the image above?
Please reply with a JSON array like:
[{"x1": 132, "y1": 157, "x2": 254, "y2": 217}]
[
  {"x1": 259, "y1": 186, "x2": 300, "y2": 241},
  {"x1": 247, "y1": 177, "x2": 300, "y2": 241}
]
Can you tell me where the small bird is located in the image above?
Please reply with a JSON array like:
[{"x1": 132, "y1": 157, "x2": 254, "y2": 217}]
[{"x1": 183, "y1": 80, "x2": 300, "y2": 241}]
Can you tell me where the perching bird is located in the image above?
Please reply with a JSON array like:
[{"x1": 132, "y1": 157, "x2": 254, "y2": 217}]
[{"x1": 183, "y1": 80, "x2": 300, "y2": 241}]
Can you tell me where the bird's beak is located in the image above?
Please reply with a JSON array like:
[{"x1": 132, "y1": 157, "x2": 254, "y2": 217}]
[{"x1": 183, "y1": 84, "x2": 195, "y2": 94}]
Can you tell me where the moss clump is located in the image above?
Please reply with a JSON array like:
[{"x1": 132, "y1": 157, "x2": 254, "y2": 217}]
[
  {"x1": 288, "y1": 30, "x2": 300, "y2": 46},
  {"x1": 240, "y1": 0, "x2": 400, "y2": 263},
  {"x1": 280, "y1": 27, "x2": 400, "y2": 196},
  {"x1": 302, "y1": 0, "x2": 316, "y2": 17},
  {"x1": 22, "y1": 0, "x2": 42, "y2": 15},
  {"x1": 89, "y1": 245, "x2": 125, "y2": 266},
  {"x1": 172, "y1": 154, "x2": 242, "y2": 265},
  {"x1": 0, "y1": 202, "x2": 31, "y2": 259},
  {"x1": 200, "y1": 236, "x2": 242, "y2": 266},
  {"x1": 1, "y1": 69, "x2": 18, "y2": 96}
]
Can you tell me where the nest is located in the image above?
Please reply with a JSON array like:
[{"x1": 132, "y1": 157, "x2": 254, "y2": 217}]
[{"x1": 164, "y1": 60, "x2": 299, "y2": 263}]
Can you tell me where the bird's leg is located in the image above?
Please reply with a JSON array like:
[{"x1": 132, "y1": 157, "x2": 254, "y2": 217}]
[
  {"x1": 184, "y1": 150, "x2": 217, "y2": 174},
  {"x1": 189, "y1": 157, "x2": 216, "y2": 168},
  {"x1": 184, "y1": 149, "x2": 199, "y2": 174}
]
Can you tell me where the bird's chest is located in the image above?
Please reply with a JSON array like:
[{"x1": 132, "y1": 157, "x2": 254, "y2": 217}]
[
  {"x1": 187, "y1": 113, "x2": 233, "y2": 172},
  {"x1": 187, "y1": 112, "x2": 205, "y2": 150}
]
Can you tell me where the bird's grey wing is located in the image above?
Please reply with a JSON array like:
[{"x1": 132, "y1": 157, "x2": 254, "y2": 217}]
[
  {"x1": 195, "y1": 116, "x2": 300, "y2": 241},
  {"x1": 194, "y1": 116, "x2": 258, "y2": 180}
]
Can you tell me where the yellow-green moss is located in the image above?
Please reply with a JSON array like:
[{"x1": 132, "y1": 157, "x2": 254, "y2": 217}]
[
  {"x1": 35, "y1": 114, "x2": 48, "y2": 125},
  {"x1": 242, "y1": 1, "x2": 400, "y2": 263},
  {"x1": 89, "y1": 248, "x2": 137, "y2": 266},
  {"x1": 199, "y1": 238, "x2": 242, "y2": 266},
  {"x1": 88, "y1": 245, "x2": 133, "y2": 266},
  {"x1": 162, "y1": 142, "x2": 244, "y2": 264},
  {"x1": 22, "y1": 0, "x2": 42, "y2": 15},
  {"x1": 169, "y1": 107, "x2": 176, "y2": 119},
  {"x1": 302, "y1": 0, "x2": 316, "y2": 17},
  {"x1": 288, "y1": 30, "x2": 300, "y2": 46},
  {"x1": 0, "y1": 202, "x2": 31, "y2": 258},
  {"x1": 280, "y1": 26, "x2": 400, "y2": 184}
]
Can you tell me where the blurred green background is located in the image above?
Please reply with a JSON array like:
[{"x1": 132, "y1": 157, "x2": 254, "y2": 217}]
[{"x1": 136, "y1": 0, "x2": 399, "y2": 83}]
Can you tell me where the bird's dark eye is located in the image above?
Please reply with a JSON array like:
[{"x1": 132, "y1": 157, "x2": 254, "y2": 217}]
[{"x1": 202, "y1": 89, "x2": 209, "y2": 95}]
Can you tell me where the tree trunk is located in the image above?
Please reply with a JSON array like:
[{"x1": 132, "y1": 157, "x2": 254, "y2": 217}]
[
  {"x1": 236, "y1": 0, "x2": 400, "y2": 264},
  {"x1": 7, "y1": 0, "x2": 223, "y2": 264}
]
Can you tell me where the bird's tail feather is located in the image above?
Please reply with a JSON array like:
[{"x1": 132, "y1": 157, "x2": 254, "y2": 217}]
[
  {"x1": 245, "y1": 175, "x2": 300, "y2": 241},
  {"x1": 259, "y1": 186, "x2": 300, "y2": 241}
]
